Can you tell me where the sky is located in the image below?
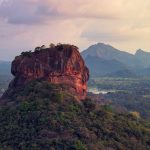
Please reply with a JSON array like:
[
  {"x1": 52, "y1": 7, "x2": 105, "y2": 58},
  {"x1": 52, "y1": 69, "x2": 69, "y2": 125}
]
[{"x1": 0, "y1": 0, "x2": 150, "y2": 60}]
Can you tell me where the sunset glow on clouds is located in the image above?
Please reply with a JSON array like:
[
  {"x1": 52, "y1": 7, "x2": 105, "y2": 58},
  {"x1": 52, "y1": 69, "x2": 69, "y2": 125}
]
[{"x1": 0, "y1": 0, "x2": 150, "y2": 60}]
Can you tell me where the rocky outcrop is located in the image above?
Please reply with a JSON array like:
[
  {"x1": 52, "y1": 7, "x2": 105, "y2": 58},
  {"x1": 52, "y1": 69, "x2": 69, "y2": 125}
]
[{"x1": 7, "y1": 44, "x2": 89, "y2": 100}]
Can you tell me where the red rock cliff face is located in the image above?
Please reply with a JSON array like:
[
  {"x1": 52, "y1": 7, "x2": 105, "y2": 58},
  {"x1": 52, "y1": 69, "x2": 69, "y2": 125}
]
[{"x1": 11, "y1": 44, "x2": 89, "y2": 100}]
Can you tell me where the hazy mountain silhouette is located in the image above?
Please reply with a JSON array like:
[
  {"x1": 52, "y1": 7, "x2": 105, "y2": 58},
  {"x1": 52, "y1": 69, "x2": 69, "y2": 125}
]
[
  {"x1": 82, "y1": 43, "x2": 150, "y2": 77},
  {"x1": 135, "y1": 49, "x2": 150, "y2": 68},
  {"x1": 84, "y1": 55, "x2": 135, "y2": 77},
  {"x1": 0, "y1": 61, "x2": 11, "y2": 75}
]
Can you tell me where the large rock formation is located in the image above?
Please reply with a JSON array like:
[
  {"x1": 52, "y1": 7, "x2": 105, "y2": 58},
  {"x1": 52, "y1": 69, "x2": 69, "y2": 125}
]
[{"x1": 7, "y1": 44, "x2": 89, "y2": 100}]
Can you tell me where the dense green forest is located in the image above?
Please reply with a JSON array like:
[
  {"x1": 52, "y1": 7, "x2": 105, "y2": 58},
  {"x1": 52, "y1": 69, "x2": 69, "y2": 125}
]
[{"x1": 0, "y1": 80, "x2": 150, "y2": 150}]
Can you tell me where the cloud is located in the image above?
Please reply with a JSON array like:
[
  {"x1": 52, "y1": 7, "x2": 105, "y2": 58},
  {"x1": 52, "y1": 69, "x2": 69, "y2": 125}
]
[
  {"x1": 0, "y1": 0, "x2": 118, "y2": 25},
  {"x1": 1, "y1": 0, "x2": 150, "y2": 60},
  {"x1": 0, "y1": 0, "x2": 46, "y2": 24},
  {"x1": 81, "y1": 29, "x2": 131, "y2": 42}
]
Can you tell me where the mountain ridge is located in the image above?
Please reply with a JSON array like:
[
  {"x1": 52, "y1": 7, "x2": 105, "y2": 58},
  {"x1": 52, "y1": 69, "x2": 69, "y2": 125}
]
[{"x1": 81, "y1": 43, "x2": 150, "y2": 77}]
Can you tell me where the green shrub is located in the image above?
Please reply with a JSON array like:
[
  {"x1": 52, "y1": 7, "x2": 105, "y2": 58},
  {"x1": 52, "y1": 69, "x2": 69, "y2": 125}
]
[
  {"x1": 21, "y1": 51, "x2": 32, "y2": 57},
  {"x1": 52, "y1": 92, "x2": 64, "y2": 103},
  {"x1": 74, "y1": 140, "x2": 87, "y2": 150}
]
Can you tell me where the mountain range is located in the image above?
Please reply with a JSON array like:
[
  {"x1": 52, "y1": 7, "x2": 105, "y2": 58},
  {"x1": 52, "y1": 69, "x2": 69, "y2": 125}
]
[{"x1": 81, "y1": 43, "x2": 150, "y2": 77}]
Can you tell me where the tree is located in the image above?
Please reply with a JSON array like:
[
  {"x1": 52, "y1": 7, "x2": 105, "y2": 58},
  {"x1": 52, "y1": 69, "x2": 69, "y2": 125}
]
[
  {"x1": 41, "y1": 45, "x2": 46, "y2": 49},
  {"x1": 34, "y1": 47, "x2": 41, "y2": 52},
  {"x1": 21, "y1": 51, "x2": 32, "y2": 57},
  {"x1": 49, "y1": 43, "x2": 55, "y2": 48}
]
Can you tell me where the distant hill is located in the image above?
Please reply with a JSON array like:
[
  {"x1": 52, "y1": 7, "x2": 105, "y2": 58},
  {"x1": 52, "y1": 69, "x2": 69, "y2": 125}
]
[
  {"x1": 84, "y1": 55, "x2": 135, "y2": 77},
  {"x1": 0, "y1": 60, "x2": 11, "y2": 75},
  {"x1": 135, "y1": 49, "x2": 150, "y2": 68},
  {"x1": 106, "y1": 69, "x2": 136, "y2": 78},
  {"x1": 81, "y1": 43, "x2": 150, "y2": 77},
  {"x1": 0, "y1": 61, "x2": 12, "y2": 96},
  {"x1": 135, "y1": 67, "x2": 150, "y2": 76}
]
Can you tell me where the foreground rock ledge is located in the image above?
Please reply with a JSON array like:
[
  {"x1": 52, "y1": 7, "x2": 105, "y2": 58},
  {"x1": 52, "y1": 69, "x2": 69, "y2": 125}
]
[{"x1": 7, "y1": 44, "x2": 89, "y2": 100}]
